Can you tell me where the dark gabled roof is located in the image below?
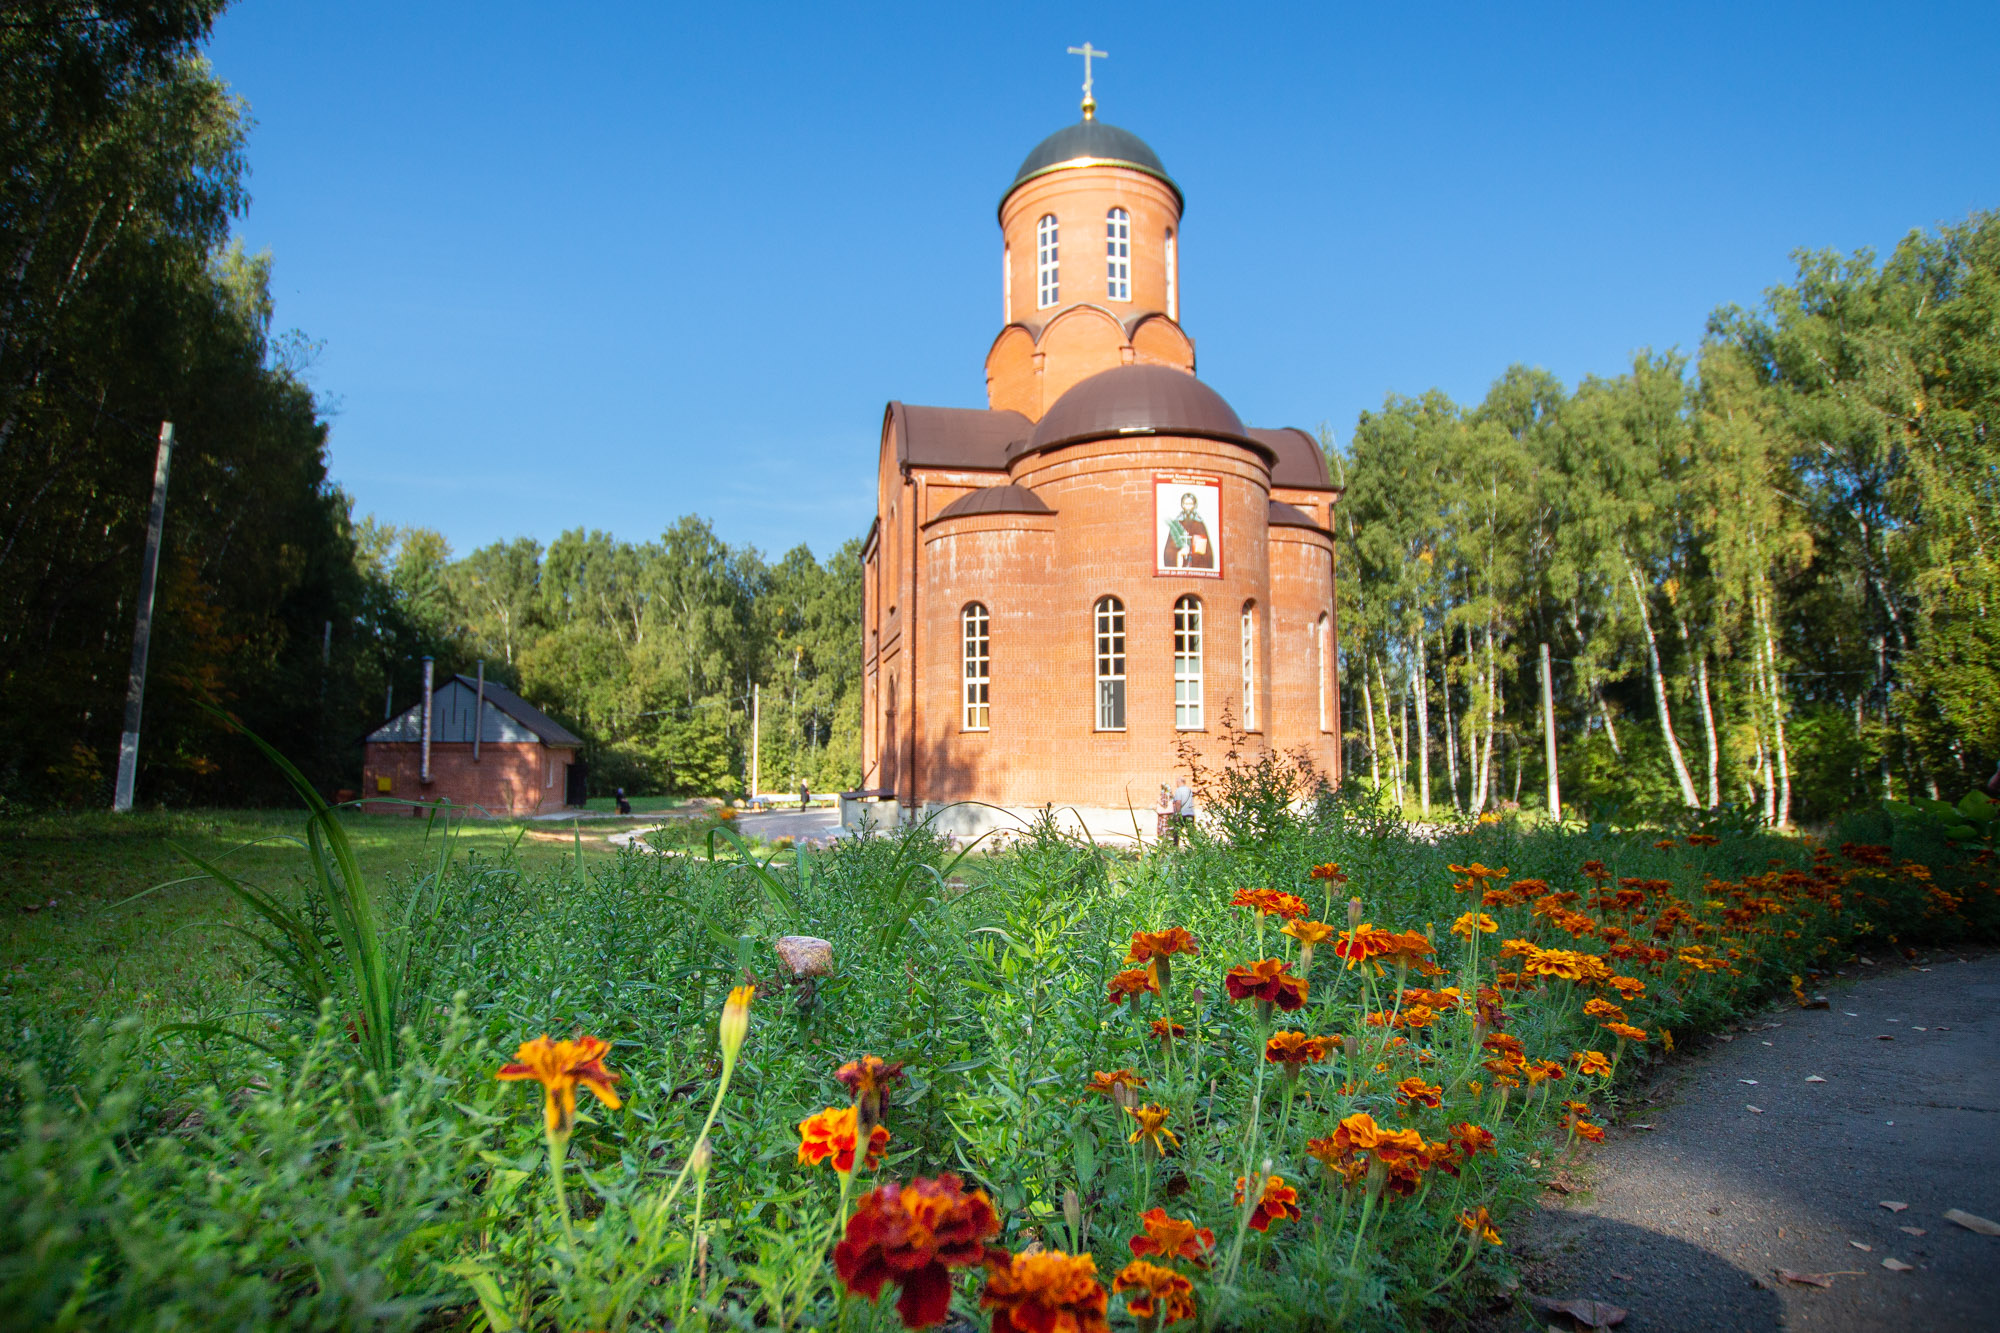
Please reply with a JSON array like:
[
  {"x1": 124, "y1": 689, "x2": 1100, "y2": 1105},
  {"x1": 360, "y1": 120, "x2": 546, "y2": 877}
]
[
  {"x1": 1268, "y1": 499, "x2": 1327, "y2": 532},
  {"x1": 1248, "y1": 428, "x2": 1337, "y2": 491},
  {"x1": 472, "y1": 676, "x2": 584, "y2": 746},
  {"x1": 930, "y1": 484, "x2": 1054, "y2": 522},
  {"x1": 1016, "y1": 364, "x2": 1270, "y2": 462},
  {"x1": 887, "y1": 402, "x2": 1025, "y2": 472},
  {"x1": 365, "y1": 674, "x2": 583, "y2": 748},
  {"x1": 1007, "y1": 118, "x2": 1181, "y2": 210}
]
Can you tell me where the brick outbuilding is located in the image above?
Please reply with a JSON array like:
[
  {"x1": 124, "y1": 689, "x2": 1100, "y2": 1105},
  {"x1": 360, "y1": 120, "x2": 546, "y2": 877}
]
[
  {"x1": 362, "y1": 675, "x2": 583, "y2": 816},
  {"x1": 862, "y1": 94, "x2": 1343, "y2": 837}
]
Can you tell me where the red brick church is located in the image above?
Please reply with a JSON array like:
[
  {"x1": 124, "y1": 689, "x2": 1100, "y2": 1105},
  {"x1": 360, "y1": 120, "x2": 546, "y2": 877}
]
[{"x1": 860, "y1": 72, "x2": 1343, "y2": 835}]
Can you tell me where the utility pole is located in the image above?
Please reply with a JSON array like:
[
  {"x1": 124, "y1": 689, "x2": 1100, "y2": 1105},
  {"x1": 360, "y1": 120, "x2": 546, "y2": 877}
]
[
  {"x1": 1541, "y1": 642, "x2": 1560, "y2": 822},
  {"x1": 112, "y1": 422, "x2": 175, "y2": 813},
  {"x1": 750, "y1": 682, "x2": 761, "y2": 800}
]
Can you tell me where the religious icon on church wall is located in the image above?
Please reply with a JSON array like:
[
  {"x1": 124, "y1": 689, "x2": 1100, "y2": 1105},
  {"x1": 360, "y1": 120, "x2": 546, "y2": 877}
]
[{"x1": 1154, "y1": 472, "x2": 1222, "y2": 578}]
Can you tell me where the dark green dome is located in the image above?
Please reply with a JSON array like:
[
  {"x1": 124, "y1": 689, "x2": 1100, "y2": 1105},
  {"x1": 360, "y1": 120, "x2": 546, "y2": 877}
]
[{"x1": 1006, "y1": 118, "x2": 1181, "y2": 207}]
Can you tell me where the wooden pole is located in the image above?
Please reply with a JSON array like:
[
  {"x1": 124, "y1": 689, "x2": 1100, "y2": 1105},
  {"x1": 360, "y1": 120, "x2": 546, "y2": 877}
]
[
  {"x1": 1541, "y1": 641, "x2": 1560, "y2": 822},
  {"x1": 113, "y1": 422, "x2": 175, "y2": 813}
]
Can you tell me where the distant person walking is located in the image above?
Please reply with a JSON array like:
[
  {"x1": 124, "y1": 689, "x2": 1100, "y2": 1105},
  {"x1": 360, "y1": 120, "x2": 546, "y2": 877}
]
[
  {"x1": 614, "y1": 786, "x2": 631, "y2": 815},
  {"x1": 800, "y1": 778, "x2": 811, "y2": 809},
  {"x1": 1171, "y1": 779, "x2": 1196, "y2": 847},
  {"x1": 1153, "y1": 784, "x2": 1174, "y2": 842}
]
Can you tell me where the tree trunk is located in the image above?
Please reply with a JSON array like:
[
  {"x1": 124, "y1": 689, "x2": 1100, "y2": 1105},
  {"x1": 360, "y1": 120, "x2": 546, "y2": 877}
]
[
  {"x1": 1695, "y1": 651, "x2": 1719, "y2": 808},
  {"x1": 1755, "y1": 585, "x2": 1792, "y2": 827},
  {"x1": 1413, "y1": 630, "x2": 1431, "y2": 818},
  {"x1": 1624, "y1": 557, "x2": 1701, "y2": 807},
  {"x1": 1362, "y1": 656, "x2": 1381, "y2": 790},
  {"x1": 1440, "y1": 626, "x2": 1461, "y2": 812}
]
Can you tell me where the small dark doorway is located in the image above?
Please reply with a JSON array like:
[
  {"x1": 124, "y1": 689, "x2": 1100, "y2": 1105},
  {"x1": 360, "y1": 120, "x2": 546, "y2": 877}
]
[{"x1": 564, "y1": 761, "x2": 587, "y2": 808}]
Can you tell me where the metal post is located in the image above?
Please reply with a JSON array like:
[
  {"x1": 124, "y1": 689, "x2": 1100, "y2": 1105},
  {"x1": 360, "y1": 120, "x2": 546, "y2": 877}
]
[
  {"x1": 751, "y1": 682, "x2": 761, "y2": 801},
  {"x1": 420, "y1": 656, "x2": 434, "y2": 784},
  {"x1": 1541, "y1": 641, "x2": 1560, "y2": 821},
  {"x1": 473, "y1": 659, "x2": 485, "y2": 762},
  {"x1": 112, "y1": 422, "x2": 175, "y2": 813}
]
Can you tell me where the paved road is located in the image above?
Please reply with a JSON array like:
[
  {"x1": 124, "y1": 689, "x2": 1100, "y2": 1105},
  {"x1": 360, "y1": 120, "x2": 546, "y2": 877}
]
[{"x1": 1488, "y1": 950, "x2": 2000, "y2": 1331}]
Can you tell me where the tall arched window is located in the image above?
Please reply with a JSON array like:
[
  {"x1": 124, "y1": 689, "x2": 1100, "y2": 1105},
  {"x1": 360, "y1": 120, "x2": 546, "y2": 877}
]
[
  {"x1": 1317, "y1": 613, "x2": 1331, "y2": 732},
  {"x1": 1165, "y1": 229, "x2": 1178, "y2": 320},
  {"x1": 1105, "y1": 208, "x2": 1131, "y2": 301},
  {"x1": 962, "y1": 603, "x2": 990, "y2": 730},
  {"x1": 1241, "y1": 601, "x2": 1257, "y2": 731},
  {"x1": 1036, "y1": 214, "x2": 1060, "y2": 308},
  {"x1": 1094, "y1": 596, "x2": 1126, "y2": 730},
  {"x1": 1174, "y1": 596, "x2": 1204, "y2": 729}
]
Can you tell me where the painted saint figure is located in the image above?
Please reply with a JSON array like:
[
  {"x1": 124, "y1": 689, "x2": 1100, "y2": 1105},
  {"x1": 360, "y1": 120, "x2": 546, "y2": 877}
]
[{"x1": 1162, "y1": 491, "x2": 1214, "y2": 569}]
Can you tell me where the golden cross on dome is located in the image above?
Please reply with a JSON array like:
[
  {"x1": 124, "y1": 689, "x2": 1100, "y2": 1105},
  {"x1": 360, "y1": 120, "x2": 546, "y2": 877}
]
[{"x1": 1067, "y1": 42, "x2": 1108, "y2": 119}]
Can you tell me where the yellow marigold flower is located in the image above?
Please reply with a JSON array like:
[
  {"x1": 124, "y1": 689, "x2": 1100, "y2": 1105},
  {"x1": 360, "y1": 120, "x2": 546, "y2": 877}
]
[
  {"x1": 1125, "y1": 1103, "x2": 1180, "y2": 1156},
  {"x1": 1112, "y1": 1259, "x2": 1197, "y2": 1325},
  {"x1": 1572, "y1": 1049, "x2": 1613, "y2": 1077},
  {"x1": 497, "y1": 1035, "x2": 622, "y2": 1138},
  {"x1": 1458, "y1": 1206, "x2": 1502, "y2": 1245},
  {"x1": 1451, "y1": 911, "x2": 1499, "y2": 938}
]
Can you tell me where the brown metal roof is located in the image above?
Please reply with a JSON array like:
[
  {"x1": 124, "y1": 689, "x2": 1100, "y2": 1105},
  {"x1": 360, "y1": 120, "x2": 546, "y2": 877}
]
[
  {"x1": 1248, "y1": 428, "x2": 1335, "y2": 490},
  {"x1": 887, "y1": 402, "x2": 1025, "y2": 472},
  {"x1": 1016, "y1": 364, "x2": 1271, "y2": 461},
  {"x1": 1268, "y1": 499, "x2": 1328, "y2": 533},
  {"x1": 931, "y1": 484, "x2": 1055, "y2": 522}
]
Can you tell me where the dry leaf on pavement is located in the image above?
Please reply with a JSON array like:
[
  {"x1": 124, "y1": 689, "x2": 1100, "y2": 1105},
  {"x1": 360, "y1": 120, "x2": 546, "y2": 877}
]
[
  {"x1": 1882, "y1": 1257, "x2": 1913, "y2": 1272},
  {"x1": 1944, "y1": 1209, "x2": 2000, "y2": 1236},
  {"x1": 1880, "y1": 1201, "x2": 1908, "y2": 1212},
  {"x1": 1536, "y1": 1296, "x2": 1628, "y2": 1328},
  {"x1": 1805, "y1": 1075, "x2": 1827, "y2": 1083},
  {"x1": 1900, "y1": 1226, "x2": 1926, "y2": 1236},
  {"x1": 1850, "y1": 1241, "x2": 1873, "y2": 1251}
]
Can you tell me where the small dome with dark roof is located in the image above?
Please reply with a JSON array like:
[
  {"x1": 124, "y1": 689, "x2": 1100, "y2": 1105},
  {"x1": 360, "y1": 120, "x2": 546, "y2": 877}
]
[
  {"x1": 1017, "y1": 364, "x2": 1270, "y2": 460},
  {"x1": 1008, "y1": 119, "x2": 1180, "y2": 206}
]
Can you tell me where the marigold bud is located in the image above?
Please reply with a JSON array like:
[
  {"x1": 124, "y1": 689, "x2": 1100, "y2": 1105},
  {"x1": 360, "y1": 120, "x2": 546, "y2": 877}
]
[
  {"x1": 1062, "y1": 1186, "x2": 1081, "y2": 1240},
  {"x1": 1347, "y1": 897, "x2": 1363, "y2": 930},
  {"x1": 690, "y1": 1135, "x2": 713, "y2": 1178},
  {"x1": 720, "y1": 984, "x2": 754, "y2": 1065}
]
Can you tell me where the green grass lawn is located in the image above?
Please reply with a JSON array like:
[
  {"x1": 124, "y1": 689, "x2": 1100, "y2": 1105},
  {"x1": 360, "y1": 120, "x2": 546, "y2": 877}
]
[{"x1": 0, "y1": 806, "x2": 654, "y2": 1025}]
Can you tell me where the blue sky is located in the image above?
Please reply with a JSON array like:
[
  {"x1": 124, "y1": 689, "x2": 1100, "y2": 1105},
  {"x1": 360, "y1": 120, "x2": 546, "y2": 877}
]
[{"x1": 207, "y1": 1, "x2": 2000, "y2": 563}]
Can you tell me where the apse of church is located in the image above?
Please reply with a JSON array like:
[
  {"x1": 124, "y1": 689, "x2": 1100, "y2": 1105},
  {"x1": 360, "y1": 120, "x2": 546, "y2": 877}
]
[{"x1": 861, "y1": 62, "x2": 1342, "y2": 835}]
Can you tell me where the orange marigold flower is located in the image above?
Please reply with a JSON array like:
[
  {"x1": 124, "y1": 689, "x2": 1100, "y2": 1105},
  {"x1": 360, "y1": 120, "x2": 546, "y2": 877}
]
[
  {"x1": 1572, "y1": 1049, "x2": 1613, "y2": 1077},
  {"x1": 1582, "y1": 997, "x2": 1628, "y2": 1022},
  {"x1": 1308, "y1": 862, "x2": 1348, "y2": 883},
  {"x1": 1264, "y1": 1030, "x2": 1333, "y2": 1066},
  {"x1": 1449, "y1": 1121, "x2": 1497, "y2": 1158},
  {"x1": 1333, "y1": 923, "x2": 1400, "y2": 970},
  {"x1": 1230, "y1": 888, "x2": 1311, "y2": 920},
  {"x1": 1571, "y1": 1118, "x2": 1606, "y2": 1142},
  {"x1": 1084, "y1": 1069, "x2": 1148, "y2": 1100},
  {"x1": 833, "y1": 1173, "x2": 1006, "y2": 1328},
  {"x1": 1233, "y1": 1174, "x2": 1300, "y2": 1231},
  {"x1": 1125, "y1": 1104, "x2": 1180, "y2": 1156},
  {"x1": 837, "y1": 1054, "x2": 906, "y2": 1121},
  {"x1": 1128, "y1": 927, "x2": 1200, "y2": 963},
  {"x1": 1458, "y1": 1206, "x2": 1503, "y2": 1245},
  {"x1": 1223, "y1": 957, "x2": 1309, "y2": 1011},
  {"x1": 1601, "y1": 1021, "x2": 1649, "y2": 1043},
  {"x1": 1524, "y1": 1058, "x2": 1566, "y2": 1086},
  {"x1": 1330, "y1": 1110, "x2": 1383, "y2": 1153},
  {"x1": 1451, "y1": 911, "x2": 1499, "y2": 938},
  {"x1": 1687, "y1": 833, "x2": 1721, "y2": 847},
  {"x1": 1112, "y1": 1260, "x2": 1197, "y2": 1325},
  {"x1": 1481, "y1": 1032, "x2": 1526, "y2": 1060},
  {"x1": 1395, "y1": 1076, "x2": 1443, "y2": 1108},
  {"x1": 1498, "y1": 937, "x2": 1539, "y2": 959},
  {"x1": 1127, "y1": 1206, "x2": 1215, "y2": 1266},
  {"x1": 798, "y1": 1105, "x2": 891, "y2": 1172},
  {"x1": 1281, "y1": 918, "x2": 1337, "y2": 947},
  {"x1": 982, "y1": 1250, "x2": 1109, "y2": 1333},
  {"x1": 1106, "y1": 966, "x2": 1159, "y2": 1005},
  {"x1": 1607, "y1": 975, "x2": 1647, "y2": 1000},
  {"x1": 1398, "y1": 1003, "x2": 1438, "y2": 1029},
  {"x1": 1654, "y1": 839, "x2": 1677, "y2": 851},
  {"x1": 497, "y1": 1035, "x2": 622, "y2": 1138},
  {"x1": 1149, "y1": 1018, "x2": 1187, "y2": 1042}
]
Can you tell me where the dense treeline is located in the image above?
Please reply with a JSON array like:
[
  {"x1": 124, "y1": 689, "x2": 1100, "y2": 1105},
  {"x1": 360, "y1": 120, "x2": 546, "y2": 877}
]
[
  {"x1": 1336, "y1": 215, "x2": 2000, "y2": 825},
  {"x1": 0, "y1": 1, "x2": 373, "y2": 805},
  {"x1": 363, "y1": 519, "x2": 862, "y2": 798}
]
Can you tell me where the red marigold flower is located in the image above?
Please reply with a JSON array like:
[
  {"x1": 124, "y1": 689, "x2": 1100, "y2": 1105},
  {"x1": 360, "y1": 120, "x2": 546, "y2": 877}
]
[
  {"x1": 837, "y1": 1054, "x2": 906, "y2": 1122},
  {"x1": 497, "y1": 1035, "x2": 622, "y2": 1138},
  {"x1": 1223, "y1": 957, "x2": 1308, "y2": 1011},
  {"x1": 1106, "y1": 966, "x2": 1160, "y2": 1005},
  {"x1": 1233, "y1": 1174, "x2": 1300, "y2": 1231},
  {"x1": 1687, "y1": 834, "x2": 1721, "y2": 847},
  {"x1": 1127, "y1": 1206, "x2": 1214, "y2": 1266},
  {"x1": 1229, "y1": 888, "x2": 1311, "y2": 920},
  {"x1": 799, "y1": 1105, "x2": 891, "y2": 1172},
  {"x1": 1113, "y1": 1260, "x2": 1197, "y2": 1325},
  {"x1": 1149, "y1": 1018, "x2": 1187, "y2": 1043},
  {"x1": 981, "y1": 1251, "x2": 1109, "y2": 1333},
  {"x1": 833, "y1": 1174, "x2": 1006, "y2": 1328},
  {"x1": 1264, "y1": 1031, "x2": 1332, "y2": 1066},
  {"x1": 1308, "y1": 862, "x2": 1348, "y2": 883},
  {"x1": 1128, "y1": 926, "x2": 1200, "y2": 963},
  {"x1": 1449, "y1": 1121, "x2": 1497, "y2": 1159},
  {"x1": 1394, "y1": 1075, "x2": 1443, "y2": 1108},
  {"x1": 1481, "y1": 1032, "x2": 1526, "y2": 1060},
  {"x1": 1085, "y1": 1068, "x2": 1149, "y2": 1100}
]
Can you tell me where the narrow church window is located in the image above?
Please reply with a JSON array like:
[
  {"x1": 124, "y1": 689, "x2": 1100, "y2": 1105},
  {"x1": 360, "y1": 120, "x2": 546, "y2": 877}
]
[
  {"x1": 1095, "y1": 596, "x2": 1126, "y2": 730},
  {"x1": 1166, "y1": 229, "x2": 1178, "y2": 320},
  {"x1": 1106, "y1": 208, "x2": 1131, "y2": 301},
  {"x1": 1318, "y1": 613, "x2": 1332, "y2": 732},
  {"x1": 963, "y1": 603, "x2": 990, "y2": 730},
  {"x1": 1241, "y1": 601, "x2": 1257, "y2": 731},
  {"x1": 1174, "y1": 595, "x2": 1204, "y2": 730},
  {"x1": 1037, "y1": 214, "x2": 1060, "y2": 308}
]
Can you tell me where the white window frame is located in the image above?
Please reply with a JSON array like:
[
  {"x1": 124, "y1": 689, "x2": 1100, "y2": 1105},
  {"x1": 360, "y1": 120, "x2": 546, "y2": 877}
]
[
  {"x1": 1166, "y1": 229, "x2": 1178, "y2": 320},
  {"x1": 1241, "y1": 602, "x2": 1257, "y2": 731},
  {"x1": 1036, "y1": 214, "x2": 1060, "y2": 309},
  {"x1": 1174, "y1": 595, "x2": 1204, "y2": 730},
  {"x1": 962, "y1": 603, "x2": 990, "y2": 731},
  {"x1": 1106, "y1": 208, "x2": 1131, "y2": 301},
  {"x1": 1095, "y1": 596, "x2": 1126, "y2": 731}
]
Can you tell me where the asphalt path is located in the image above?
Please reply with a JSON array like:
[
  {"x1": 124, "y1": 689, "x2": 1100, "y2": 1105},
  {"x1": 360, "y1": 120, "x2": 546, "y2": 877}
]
[{"x1": 1485, "y1": 949, "x2": 2000, "y2": 1331}]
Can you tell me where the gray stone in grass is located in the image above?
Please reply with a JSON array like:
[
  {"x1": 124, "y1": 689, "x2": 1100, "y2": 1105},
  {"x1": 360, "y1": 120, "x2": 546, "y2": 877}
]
[{"x1": 775, "y1": 936, "x2": 834, "y2": 978}]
